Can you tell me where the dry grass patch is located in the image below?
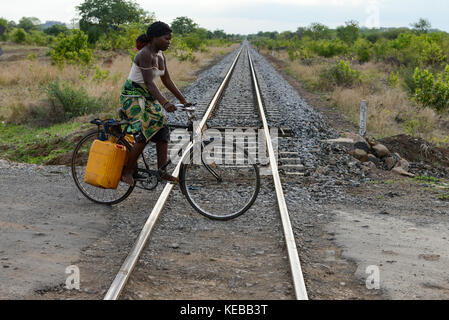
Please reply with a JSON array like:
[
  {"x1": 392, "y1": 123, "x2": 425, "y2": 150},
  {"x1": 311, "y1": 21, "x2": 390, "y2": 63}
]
[
  {"x1": 268, "y1": 49, "x2": 449, "y2": 146},
  {"x1": 0, "y1": 44, "x2": 239, "y2": 125}
]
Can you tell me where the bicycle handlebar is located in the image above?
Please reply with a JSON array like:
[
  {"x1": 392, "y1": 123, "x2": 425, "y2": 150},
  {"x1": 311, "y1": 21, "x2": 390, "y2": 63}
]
[{"x1": 175, "y1": 103, "x2": 197, "y2": 112}]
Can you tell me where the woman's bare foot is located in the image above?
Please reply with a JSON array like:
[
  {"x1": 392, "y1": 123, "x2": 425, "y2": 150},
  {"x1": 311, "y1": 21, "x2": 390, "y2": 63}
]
[
  {"x1": 160, "y1": 172, "x2": 179, "y2": 184},
  {"x1": 121, "y1": 174, "x2": 135, "y2": 186}
]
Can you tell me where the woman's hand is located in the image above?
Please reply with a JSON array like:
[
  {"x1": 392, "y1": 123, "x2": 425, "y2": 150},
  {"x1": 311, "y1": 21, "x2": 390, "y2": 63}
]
[
  {"x1": 181, "y1": 100, "x2": 193, "y2": 108},
  {"x1": 164, "y1": 102, "x2": 177, "y2": 113}
]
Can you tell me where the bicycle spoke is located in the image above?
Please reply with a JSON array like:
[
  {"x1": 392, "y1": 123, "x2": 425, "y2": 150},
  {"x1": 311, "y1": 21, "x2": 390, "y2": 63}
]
[
  {"x1": 181, "y1": 145, "x2": 260, "y2": 220},
  {"x1": 71, "y1": 131, "x2": 134, "y2": 205}
]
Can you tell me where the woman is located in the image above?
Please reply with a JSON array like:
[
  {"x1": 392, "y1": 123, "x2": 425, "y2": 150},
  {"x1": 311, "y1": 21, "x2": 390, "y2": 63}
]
[{"x1": 119, "y1": 21, "x2": 192, "y2": 186}]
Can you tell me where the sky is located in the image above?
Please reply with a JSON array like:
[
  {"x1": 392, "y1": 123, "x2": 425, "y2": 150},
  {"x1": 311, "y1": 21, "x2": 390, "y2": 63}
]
[{"x1": 1, "y1": 0, "x2": 448, "y2": 34}]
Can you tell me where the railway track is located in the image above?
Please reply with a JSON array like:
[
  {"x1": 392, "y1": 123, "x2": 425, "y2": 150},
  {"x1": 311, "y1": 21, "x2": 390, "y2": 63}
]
[{"x1": 104, "y1": 42, "x2": 308, "y2": 300}]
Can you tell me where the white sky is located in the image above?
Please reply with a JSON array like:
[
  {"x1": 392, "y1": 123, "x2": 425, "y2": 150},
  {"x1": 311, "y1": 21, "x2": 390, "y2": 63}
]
[{"x1": 1, "y1": 0, "x2": 448, "y2": 34}]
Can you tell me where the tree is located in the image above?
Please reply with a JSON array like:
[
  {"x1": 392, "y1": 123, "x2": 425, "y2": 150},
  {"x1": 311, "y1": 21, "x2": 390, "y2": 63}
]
[
  {"x1": 337, "y1": 20, "x2": 360, "y2": 43},
  {"x1": 411, "y1": 18, "x2": 431, "y2": 34},
  {"x1": 8, "y1": 20, "x2": 17, "y2": 29},
  {"x1": 18, "y1": 17, "x2": 41, "y2": 33},
  {"x1": 0, "y1": 17, "x2": 7, "y2": 38},
  {"x1": 171, "y1": 16, "x2": 198, "y2": 36},
  {"x1": 296, "y1": 27, "x2": 306, "y2": 40},
  {"x1": 212, "y1": 29, "x2": 226, "y2": 39},
  {"x1": 280, "y1": 31, "x2": 295, "y2": 40},
  {"x1": 44, "y1": 24, "x2": 69, "y2": 36},
  {"x1": 304, "y1": 23, "x2": 332, "y2": 40},
  {"x1": 77, "y1": 0, "x2": 150, "y2": 35}
]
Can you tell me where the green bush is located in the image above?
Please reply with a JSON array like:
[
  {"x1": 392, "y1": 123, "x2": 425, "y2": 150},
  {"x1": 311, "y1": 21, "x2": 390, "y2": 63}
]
[
  {"x1": 10, "y1": 28, "x2": 27, "y2": 43},
  {"x1": 44, "y1": 79, "x2": 106, "y2": 122},
  {"x1": 170, "y1": 37, "x2": 194, "y2": 61},
  {"x1": 28, "y1": 30, "x2": 51, "y2": 46},
  {"x1": 413, "y1": 65, "x2": 449, "y2": 111},
  {"x1": 92, "y1": 66, "x2": 110, "y2": 82},
  {"x1": 353, "y1": 38, "x2": 372, "y2": 63},
  {"x1": 50, "y1": 29, "x2": 93, "y2": 65},
  {"x1": 320, "y1": 60, "x2": 361, "y2": 88},
  {"x1": 419, "y1": 41, "x2": 446, "y2": 66},
  {"x1": 388, "y1": 71, "x2": 400, "y2": 87},
  {"x1": 311, "y1": 39, "x2": 349, "y2": 58}
]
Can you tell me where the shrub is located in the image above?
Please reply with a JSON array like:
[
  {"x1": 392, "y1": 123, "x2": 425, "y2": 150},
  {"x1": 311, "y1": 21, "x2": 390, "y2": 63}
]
[
  {"x1": 44, "y1": 79, "x2": 106, "y2": 122},
  {"x1": 388, "y1": 71, "x2": 400, "y2": 88},
  {"x1": 353, "y1": 38, "x2": 372, "y2": 63},
  {"x1": 320, "y1": 60, "x2": 361, "y2": 88},
  {"x1": 50, "y1": 29, "x2": 93, "y2": 65},
  {"x1": 92, "y1": 66, "x2": 110, "y2": 82},
  {"x1": 170, "y1": 37, "x2": 194, "y2": 61},
  {"x1": 413, "y1": 65, "x2": 449, "y2": 111},
  {"x1": 419, "y1": 41, "x2": 446, "y2": 66},
  {"x1": 27, "y1": 53, "x2": 37, "y2": 61},
  {"x1": 287, "y1": 48, "x2": 299, "y2": 61},
  {"x1": 311, "y1": 39, "x2": 349, "y2": 58},
  {"x1": 28, "y1": 30, "x2": 50, "y2": 46},
  {"x1": 10, "y1": 28, "x2": 27, "y2": 43}
]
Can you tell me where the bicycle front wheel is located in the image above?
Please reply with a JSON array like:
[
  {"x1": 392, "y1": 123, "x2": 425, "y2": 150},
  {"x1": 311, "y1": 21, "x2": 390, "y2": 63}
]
[
  {"x1": 71, "y1": 130, "x2": 134, "y2": 205},
  {"x1": 180, "y1": 144, "x2": 260, "y2": 220}
]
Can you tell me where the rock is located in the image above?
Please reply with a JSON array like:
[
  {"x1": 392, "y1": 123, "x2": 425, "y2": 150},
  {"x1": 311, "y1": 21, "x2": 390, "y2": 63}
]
[
  {"x1": 366, "y1": 136, "x2": 377, "y2": 147},
  {"x1": 354, "y1": 141, "x2": 370, "y2": 153},
  {"x1": 353, "y1": 149, "x2": 369, "y2": 162},
  {"x1": 169, "y1": 243, "x2": 180, "y2": 249},
  {"x1": 393, "y1": 153, "x2": 402, "y2": 160},
  {"x1": 322, "y1": 138, "x2": 354, "y2": 150},
  {"x1": 384, "y1": 156, "x2": 397, "y2": 170},
  {"x1": 392, "y1": 166, "x2": 415, "y2": 177},
  {"x1": 372, "y1": 144, "x2": 391, "y2": 158},
  {"x1": 367, "y1": 154, "x2": 379, "y2": 166},
  {"x1": 395, "y1": 159, "x2": 410, "y2": 172},
  {"x1": 366, "y1": 161, "x2": 377, "y2": 169}
]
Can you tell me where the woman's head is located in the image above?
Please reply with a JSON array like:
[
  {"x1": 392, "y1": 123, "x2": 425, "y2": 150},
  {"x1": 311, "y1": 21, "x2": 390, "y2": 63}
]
[{"x1": 146, "y1": 21, "x2": 172, "y2": 51}]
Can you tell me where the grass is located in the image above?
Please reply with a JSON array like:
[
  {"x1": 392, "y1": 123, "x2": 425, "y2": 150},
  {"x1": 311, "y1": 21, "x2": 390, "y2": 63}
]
[
  {"x1": 437, "y1": 193, "x2": 449, "y2": 201},
  {"x1": 262, "y1": 49, "x2": 449, "y2": 147},
  {"x1": 413, "y1": 175, "x2": 441, "y2": 184},
  {"x1": 0, "y1": 121, "x2": 90, "y2": 164},
  {"x1": 0, "y1": 43, "x2": 239, "y2": 164}
]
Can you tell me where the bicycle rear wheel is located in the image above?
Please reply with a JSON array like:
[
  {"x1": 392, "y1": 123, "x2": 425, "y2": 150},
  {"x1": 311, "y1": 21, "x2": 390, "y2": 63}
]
[
  {"x1": 71, "y1": 130, "x2": 134, "y2": 205},
  {"x1": 180, "y1": 143, "x2": 260, "y2": 220}
]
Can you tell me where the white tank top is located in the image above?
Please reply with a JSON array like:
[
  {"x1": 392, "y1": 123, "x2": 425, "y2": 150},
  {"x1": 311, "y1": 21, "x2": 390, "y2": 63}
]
[{"x1": 128, "y1": 51, "x2": 165, "y2": 85}]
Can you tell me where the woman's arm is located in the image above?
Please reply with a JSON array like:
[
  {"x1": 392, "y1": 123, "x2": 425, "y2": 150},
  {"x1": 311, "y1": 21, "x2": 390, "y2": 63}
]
[{"x1": 160, "y1": 53, "x2": 188, "y2": 104}]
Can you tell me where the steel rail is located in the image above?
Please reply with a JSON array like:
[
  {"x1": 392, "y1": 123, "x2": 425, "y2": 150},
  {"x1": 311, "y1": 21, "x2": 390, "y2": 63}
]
[
  {"x1": 248, "y1": 49, "x2": 309, "y2": 300},
  {"x1": 104, "y1": 47, "x2": 243, "y2": 300}
]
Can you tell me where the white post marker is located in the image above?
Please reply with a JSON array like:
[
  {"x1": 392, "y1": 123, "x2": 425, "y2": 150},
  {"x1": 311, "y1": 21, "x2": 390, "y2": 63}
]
[{"x1": 359, "y1": 100, "x2": 367, "y2": 137}]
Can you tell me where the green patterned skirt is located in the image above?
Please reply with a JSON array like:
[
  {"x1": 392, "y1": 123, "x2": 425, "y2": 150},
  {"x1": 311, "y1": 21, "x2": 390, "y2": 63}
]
[{"x1": 119, "y1": 79, "x2": 167, "y2": 141}]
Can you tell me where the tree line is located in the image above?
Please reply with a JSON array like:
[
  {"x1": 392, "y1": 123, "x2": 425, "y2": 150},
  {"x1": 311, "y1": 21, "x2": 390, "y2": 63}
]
[{"x1": 0, "y1": 0, "x2": 242, "y2": 63}]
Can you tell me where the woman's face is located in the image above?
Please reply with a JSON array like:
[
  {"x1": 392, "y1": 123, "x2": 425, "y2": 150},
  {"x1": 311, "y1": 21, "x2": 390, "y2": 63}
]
[{"x1": 157, "y1": 33, "x2": 172, "y2": 51}]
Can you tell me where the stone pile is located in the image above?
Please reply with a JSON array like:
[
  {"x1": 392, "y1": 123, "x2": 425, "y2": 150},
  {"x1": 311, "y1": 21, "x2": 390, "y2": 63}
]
[{"x1": 324, "y1": 134, "x2": 415, "y2": 177}]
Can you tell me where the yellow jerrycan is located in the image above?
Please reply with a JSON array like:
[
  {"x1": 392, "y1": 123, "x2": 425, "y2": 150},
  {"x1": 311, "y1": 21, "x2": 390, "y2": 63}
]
[{"x1": 84, "y1": 139, "x2": 128, "y2": 189}]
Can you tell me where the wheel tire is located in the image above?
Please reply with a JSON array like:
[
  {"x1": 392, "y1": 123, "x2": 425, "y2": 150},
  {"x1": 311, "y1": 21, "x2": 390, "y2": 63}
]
[{"x1": 180, "y1": 144, "x2": 260, "y2": 220}]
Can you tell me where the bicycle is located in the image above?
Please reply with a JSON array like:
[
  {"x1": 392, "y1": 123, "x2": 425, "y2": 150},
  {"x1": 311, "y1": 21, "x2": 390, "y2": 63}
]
[{"x1": 71, "y1": 104, "x2": 260, "y2": 220}]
